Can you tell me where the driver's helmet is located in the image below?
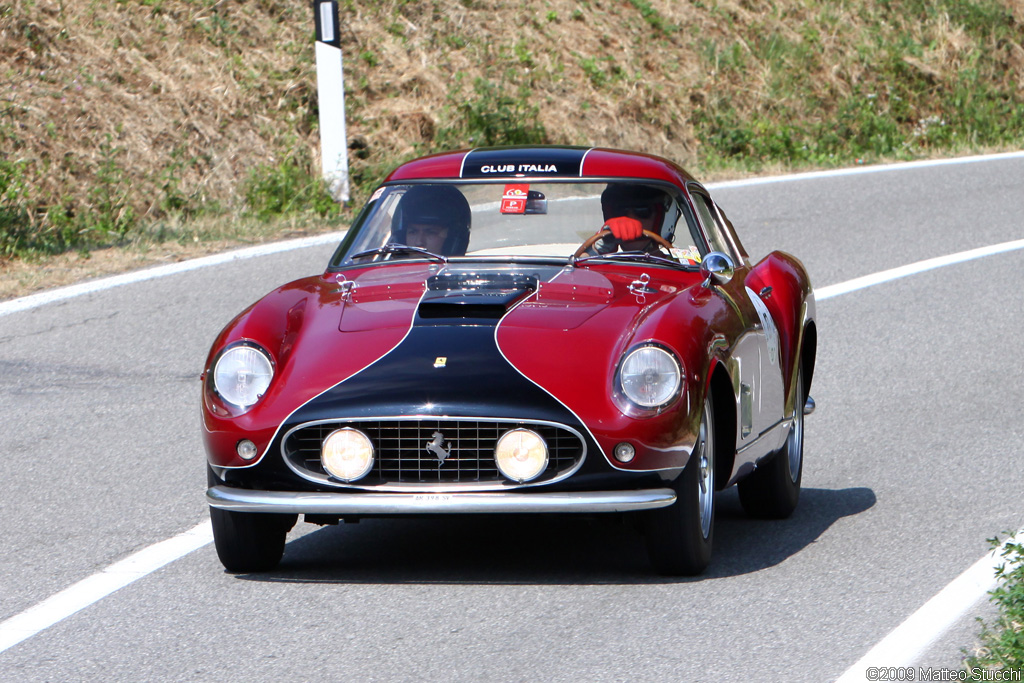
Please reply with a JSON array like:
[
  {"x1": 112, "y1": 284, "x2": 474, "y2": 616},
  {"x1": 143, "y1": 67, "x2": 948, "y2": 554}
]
[
  {"x1": 391, "y1": 185, "x2": 472, "y2": 256},
  {"x1": 600, "y1": 183, "x2": 670, "y2": 236}
]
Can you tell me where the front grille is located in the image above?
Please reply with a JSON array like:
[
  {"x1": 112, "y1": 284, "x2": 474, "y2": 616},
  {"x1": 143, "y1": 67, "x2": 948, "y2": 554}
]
[{"x1": 282, "y1": 418, "x2": 586, "y2": 490}]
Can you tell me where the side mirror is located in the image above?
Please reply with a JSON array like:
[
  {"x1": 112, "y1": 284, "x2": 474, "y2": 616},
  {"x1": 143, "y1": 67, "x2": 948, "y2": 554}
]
[{"x1": 700, "y1": 251, "x2": 735, "y2": 287}]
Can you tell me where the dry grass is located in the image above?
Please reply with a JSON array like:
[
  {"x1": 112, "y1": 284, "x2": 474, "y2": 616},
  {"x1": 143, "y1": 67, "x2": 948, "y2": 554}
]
[{"x1": 2, "y1": 0, "x2": 317, "y2": 221}]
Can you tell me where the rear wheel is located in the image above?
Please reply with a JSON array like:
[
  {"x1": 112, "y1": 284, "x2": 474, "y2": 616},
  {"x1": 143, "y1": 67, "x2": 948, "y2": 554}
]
[
  {"x1": 209, "y1": 506, "x2": 296, "y2": 573},
  {"x1": 645, "y1": 395, "x2": 715, "y2": 576},
  {"x1": 738, "y1": 365, "x2": 805, "y2": 519}
]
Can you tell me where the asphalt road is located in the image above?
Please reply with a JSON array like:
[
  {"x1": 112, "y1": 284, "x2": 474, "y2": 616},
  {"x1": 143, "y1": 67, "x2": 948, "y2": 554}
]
[{"x1": 1, "y1": 155, "x2": 1022, "y2": 682}]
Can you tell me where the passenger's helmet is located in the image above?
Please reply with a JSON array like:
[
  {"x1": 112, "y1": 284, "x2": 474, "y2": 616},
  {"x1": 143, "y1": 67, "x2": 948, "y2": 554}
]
[{"x1": 391, "y1": 185, "x2": 472, "y2": 255}]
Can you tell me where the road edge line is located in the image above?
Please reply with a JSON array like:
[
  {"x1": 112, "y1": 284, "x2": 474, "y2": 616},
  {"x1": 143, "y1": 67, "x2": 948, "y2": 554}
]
[
  {"x1": 0, "y1": 521, "x2": 213, "y2": 654},
  {"x1": 835, "y1": 530, "x2": 1022, "y2": 682},
  {"x1": 0, "y1": 232, "x2": 344, "y2": 318}
]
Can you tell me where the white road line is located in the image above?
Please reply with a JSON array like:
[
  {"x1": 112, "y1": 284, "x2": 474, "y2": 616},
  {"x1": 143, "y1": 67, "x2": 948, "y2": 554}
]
[
  {"x1": 835, "y1": 531, "x2": 1022, "y2": 682},
  {"x1": 0, "y1": 522, "x2": 213, "y2": 654},
  {"x1": 706, "y1": 150, "x2": 1024, "y2": 190},
  {"x1": 0, "y1": 232, "x2": 344, "y2": 318},
  {"x1": 816, "y1": 238, "x2": 1024, "y2": 301}
]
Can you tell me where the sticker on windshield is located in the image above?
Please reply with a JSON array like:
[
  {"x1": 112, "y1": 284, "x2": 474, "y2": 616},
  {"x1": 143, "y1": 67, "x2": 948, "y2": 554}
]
[
  {"x1": 670, "y1": 246, "x2": 702, "y2": 265},
  {"x1": 500, "y1": 184, "x2": 530, "y2": 214}
]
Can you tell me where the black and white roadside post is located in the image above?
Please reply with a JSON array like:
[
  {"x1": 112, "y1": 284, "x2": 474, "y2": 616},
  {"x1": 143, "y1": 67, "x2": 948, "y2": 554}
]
[{"x1": 313, "y1": 1, "x2": 350, "y2": 202}]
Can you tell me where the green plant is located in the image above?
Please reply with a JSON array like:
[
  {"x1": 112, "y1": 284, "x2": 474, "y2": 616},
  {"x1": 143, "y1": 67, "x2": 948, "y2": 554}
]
[
  {"x1": 243, "y1": 147, "x2": 341, "y2": 220},
  {"x1": 435, "y1": 76, "x2": 548, "y2": 148},
  {"x1": 966, "y1": 534, "x2": 1024, "y2": 670},
  {"x1": 579, "y1": 55, "x2": 606, "y2": 88},
  {"x1": 627, "y1": 0, "x2": 677, "y2": 35},
  {"x1": 88, "y1": 134, "x2": 136, "y2": 239},
  {"x1": 0, "y1": 159, "x2": 34, "y2": 257}
]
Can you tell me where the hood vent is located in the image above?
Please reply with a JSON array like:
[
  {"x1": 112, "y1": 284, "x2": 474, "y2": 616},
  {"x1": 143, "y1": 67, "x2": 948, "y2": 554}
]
[{"x1": 418, "y1": 271, "x2": 538, "y2": 322}]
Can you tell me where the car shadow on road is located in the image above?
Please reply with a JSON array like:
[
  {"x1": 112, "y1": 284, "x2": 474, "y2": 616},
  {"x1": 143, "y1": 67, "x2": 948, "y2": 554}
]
[{"x1": 234, "y1": 486, "x2": 875, "y2": 585}]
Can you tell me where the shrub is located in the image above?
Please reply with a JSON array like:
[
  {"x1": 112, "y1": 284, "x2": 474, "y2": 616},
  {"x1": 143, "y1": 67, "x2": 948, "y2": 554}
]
[{"x1": 966, "y1": 535, "x2": 1024, "y2": 671}]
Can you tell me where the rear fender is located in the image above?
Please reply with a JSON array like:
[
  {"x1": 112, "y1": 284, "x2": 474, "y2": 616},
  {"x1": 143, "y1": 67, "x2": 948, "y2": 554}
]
[{"x1": 746, "y1": 252, "x2": 815, "y2": 418}]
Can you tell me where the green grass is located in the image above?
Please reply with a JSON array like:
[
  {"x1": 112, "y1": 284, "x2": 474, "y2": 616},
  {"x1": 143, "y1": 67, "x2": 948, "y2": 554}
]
[
  {"x1": 435, "y1": 74, "x2": 548, "y2": 149},
  {"x1": 243, "y1": 146, "x2": 342, "y2": 221}
]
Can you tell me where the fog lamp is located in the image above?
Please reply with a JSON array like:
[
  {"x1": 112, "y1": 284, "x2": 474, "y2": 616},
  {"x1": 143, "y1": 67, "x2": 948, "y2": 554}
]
[
  {"x1": 322, "y1": 428, "x2": 374, "y2": 482},
  {"x1": 236, "y1": 439, "x2": 258, "y2": 461},
  {"x1": 613, "y1": 442, "x2": 636, "y2": 463},
  {"x1": 494, "y1": 429, "x2": 548, "y2": 483}
]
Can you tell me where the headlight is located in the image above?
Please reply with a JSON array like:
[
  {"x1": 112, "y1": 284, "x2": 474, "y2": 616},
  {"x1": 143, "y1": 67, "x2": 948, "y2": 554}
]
[
  {"x1": 618, "y1": 345, "x2": 682, "y2": 409},
  {"x1": 494, "y1": 429, "x2": 548, "y2": 483},
  {"x1": 212, "y1": 343, "x2": 274, "y2": 408},
  {"x1": 322, "y1": 429, "x2": 375, "y2": 482}
]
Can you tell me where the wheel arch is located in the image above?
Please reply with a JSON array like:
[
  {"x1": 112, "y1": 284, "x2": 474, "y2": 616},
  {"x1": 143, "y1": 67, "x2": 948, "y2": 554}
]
[
  {"x1": 708, "y1": 361, "x2": 736, "y2": 491},
  {"x1": 800, "y1": 320, "x2": 817, "y2": 399}
]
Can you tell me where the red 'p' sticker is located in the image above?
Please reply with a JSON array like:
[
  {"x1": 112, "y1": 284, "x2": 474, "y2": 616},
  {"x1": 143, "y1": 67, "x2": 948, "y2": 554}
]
[{"x1": 500, "y1": 184, "x2": 530, "y2": 214}]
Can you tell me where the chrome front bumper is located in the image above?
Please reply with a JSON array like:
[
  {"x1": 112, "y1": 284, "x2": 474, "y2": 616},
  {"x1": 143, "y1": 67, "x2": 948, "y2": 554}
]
[{"x1": 207, "y1": 485, "x2": 676, "y2": 515}]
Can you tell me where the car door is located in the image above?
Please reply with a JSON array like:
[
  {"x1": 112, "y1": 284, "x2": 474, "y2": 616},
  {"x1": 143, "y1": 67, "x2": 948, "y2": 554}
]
[{"x1": 688, "y1": 188, "x2": 785, "y2": 452}]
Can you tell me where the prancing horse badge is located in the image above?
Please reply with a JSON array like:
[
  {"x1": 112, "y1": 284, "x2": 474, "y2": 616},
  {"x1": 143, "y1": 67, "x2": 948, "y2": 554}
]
[{"x1": 425, "y1": 431, "x2": 451, "y2": 466}]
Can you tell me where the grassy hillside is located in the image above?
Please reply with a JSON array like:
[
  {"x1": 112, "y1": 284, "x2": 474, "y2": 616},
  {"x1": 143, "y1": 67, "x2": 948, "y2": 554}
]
[{"x1": 2, "y1": 0, "x2": 1023, "y2": 262}]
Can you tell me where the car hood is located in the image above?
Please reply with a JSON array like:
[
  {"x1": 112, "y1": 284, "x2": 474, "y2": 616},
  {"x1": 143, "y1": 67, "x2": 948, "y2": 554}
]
[{"x1": 293, "y1": 263, "x2": 644, "y2": 423}]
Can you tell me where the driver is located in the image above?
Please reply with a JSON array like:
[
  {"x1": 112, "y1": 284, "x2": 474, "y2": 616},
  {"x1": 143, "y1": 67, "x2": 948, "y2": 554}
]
[
  {"x1": 391, "y1": 185, "x2": 472, "y2": 256},
  {"x1": 595, "y1": 184, "x2": 670, "y2": 254}
]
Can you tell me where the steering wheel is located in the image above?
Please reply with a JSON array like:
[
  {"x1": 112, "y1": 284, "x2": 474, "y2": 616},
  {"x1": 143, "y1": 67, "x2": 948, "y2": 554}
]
[{"x1": 572, "y1": 228, "x2": 675, "y2": 260}]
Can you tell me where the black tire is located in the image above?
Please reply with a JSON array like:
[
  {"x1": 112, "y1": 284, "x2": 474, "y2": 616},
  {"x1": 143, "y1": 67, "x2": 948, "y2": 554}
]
[
  {"x1": 645, "y1": 395, "x2": 715, "y2": 576},
  {"x1": 209, "y1": 506, "x2": 296, "y2": 573},
  {"x1": 738, "y1": 365, "x2": 805, "y2": 519}
]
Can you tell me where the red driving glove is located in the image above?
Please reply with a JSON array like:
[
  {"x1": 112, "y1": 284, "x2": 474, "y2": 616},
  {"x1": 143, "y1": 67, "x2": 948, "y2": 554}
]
[{"x1": 605, "y1": 216, "x2": 644, "y2": 240}]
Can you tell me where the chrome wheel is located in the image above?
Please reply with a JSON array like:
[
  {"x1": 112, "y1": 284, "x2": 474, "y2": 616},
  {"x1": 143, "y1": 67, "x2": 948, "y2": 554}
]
[
  {"x1": 786, "y1": 366, "x2": 804, "y2": 483},
  {"x1": 645, "y1": 394, "x2": 715, "y2": 576},
  {"x1": 696, "y1": 401, "x2": 715, "y2": 538}
]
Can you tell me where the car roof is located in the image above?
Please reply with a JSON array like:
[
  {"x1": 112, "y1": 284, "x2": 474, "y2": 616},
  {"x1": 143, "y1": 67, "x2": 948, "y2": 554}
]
[{"x1": 383, "y1": 146, "x2": 697, "y2": 190}]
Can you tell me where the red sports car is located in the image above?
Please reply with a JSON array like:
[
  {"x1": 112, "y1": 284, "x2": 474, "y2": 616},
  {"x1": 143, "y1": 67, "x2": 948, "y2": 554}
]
[{"x1": 202, "y1": 146, "x2": 817, "y2": 575}]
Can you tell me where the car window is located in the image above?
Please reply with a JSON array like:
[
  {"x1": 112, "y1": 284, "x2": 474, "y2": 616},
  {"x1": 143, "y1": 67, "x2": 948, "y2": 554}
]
[{"x1": 690, "y1": 191, "x2": 736, "y2": 259}]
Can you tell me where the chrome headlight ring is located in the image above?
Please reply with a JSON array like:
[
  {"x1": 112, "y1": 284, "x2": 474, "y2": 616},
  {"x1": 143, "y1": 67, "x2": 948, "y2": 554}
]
[
  {"x1": 209, "y1": 341, "x2": 275, "y2": 411},
  {"x1": 615, "y1": 343, "x2": 683, "y2": 414}
]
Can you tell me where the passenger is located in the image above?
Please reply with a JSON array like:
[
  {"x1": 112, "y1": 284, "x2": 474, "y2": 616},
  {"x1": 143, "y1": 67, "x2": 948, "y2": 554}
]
[{"x1": 391, "y1": 185, "x2": 472, "y2": 256}]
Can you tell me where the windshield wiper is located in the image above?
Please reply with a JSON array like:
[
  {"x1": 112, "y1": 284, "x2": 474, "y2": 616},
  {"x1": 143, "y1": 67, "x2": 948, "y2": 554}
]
[
  {"x1": 574, "y1": 250, "x2": 691, "y2": 269},
  {"x1": 350, "y1": 243, "x2": 447, "y2": 264}
]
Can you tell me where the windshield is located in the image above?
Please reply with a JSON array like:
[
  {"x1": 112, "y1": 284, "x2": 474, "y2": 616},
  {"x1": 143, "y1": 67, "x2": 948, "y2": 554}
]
[{"x1": 330, "y1": 181, "x2": 708, "y2": 268}]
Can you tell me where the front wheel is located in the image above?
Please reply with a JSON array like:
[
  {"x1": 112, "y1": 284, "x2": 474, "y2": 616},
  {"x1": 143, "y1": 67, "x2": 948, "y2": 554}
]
[
  {"x1": 645, "y1": 395, "x2": 715, "y2": 576},
  {"x1": 210, "y1": 506, "x2": 296, "y2": 573},
  {"x1": 738, "y1": 365, "x2": 805, "y2": 519}
]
